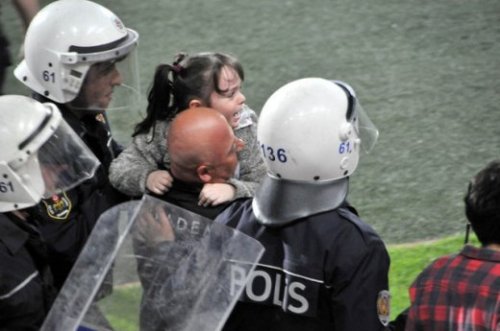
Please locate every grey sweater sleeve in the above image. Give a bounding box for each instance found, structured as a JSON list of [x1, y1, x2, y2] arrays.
[[110, 108, 265, 199], [229, 107, 267, 199], [109, 121, 171, 197]]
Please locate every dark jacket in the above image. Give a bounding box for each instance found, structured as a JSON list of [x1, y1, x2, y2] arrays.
[[135, 179, 233, 331], [216, 198, 391, 331], [151, 176, 232, 221], [27, 101, 127, 289], [0, 213, 57, 330]]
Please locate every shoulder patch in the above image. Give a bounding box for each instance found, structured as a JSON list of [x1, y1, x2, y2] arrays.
[[42, 192, 72, 221], [377, 290, 391, 326]]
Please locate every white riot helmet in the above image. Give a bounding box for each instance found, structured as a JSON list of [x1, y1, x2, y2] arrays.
[[253, 77, 379, 226], [14, 0, 140, 112], [0, 95, 100, 212]]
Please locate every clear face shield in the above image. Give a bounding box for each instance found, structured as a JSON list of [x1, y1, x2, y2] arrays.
[[334, 80, 379, 153], [63, 30, 141, 113], [36, 119, 100, 198], [0, 103, 100, 212], [354, 101, 379, 153]]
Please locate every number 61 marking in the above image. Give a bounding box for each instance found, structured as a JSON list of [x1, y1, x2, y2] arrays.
[[338, 142, 351, 154], [42, 70, 56, 83], [0, 181, 15, 193]]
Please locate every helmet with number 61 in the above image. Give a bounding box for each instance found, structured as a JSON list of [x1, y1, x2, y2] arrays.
[[253, 77, 379, 226], [14, 0, 140, 112], [0, 95, 100, 212]]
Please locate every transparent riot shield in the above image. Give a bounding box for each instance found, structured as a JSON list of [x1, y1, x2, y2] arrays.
[[40, 195, 265, 331]]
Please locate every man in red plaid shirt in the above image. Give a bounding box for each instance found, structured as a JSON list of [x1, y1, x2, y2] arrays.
[[405, 160, 500, 331]]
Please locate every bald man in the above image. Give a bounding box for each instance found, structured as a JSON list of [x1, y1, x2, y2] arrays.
[[151, 107, 245, 220], [135, 108, 245, 330]]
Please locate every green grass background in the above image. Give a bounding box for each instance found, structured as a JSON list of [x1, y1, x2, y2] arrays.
[[4, 0, 499, 244], [95, 234, 480, 329], [1, 0, 498, 325], [388, 234, 479, 318]]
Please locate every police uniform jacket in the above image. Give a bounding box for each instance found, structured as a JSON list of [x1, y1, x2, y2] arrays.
[[216, 198, 391, 331], [28, 101, 127, 289], [0, 213, 56, 330]]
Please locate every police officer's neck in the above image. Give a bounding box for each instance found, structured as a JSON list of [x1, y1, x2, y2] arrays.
[[67, 104, 90, 119]]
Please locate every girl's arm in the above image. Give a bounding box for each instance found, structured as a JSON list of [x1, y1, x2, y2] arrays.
[[230, 108, 267, 199], [109, 122, 169, 197]]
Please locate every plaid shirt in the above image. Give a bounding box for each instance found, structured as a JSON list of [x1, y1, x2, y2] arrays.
[[405, 245, 500, 331]]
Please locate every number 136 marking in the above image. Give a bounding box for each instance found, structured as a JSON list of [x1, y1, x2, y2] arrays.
[[260, 143, 287, 163]]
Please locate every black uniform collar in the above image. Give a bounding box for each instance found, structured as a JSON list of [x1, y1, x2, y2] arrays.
[[31, 93, 108, 138], [0, 213, 31, 255]]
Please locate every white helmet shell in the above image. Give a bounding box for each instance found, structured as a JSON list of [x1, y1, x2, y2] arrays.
[[14, 0, 139, 104], [253, 78, 378, 226], [258, 77, 368, 182], [0, 95, 99, 212]]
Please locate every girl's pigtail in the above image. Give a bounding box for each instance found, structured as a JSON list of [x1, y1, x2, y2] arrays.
[[133, 64, 175, 137]]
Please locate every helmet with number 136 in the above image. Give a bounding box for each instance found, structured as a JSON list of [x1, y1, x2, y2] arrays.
[[254, 77, 379, 226]]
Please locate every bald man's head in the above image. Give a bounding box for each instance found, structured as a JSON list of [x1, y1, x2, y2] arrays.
[[168, 107, 244, 183]]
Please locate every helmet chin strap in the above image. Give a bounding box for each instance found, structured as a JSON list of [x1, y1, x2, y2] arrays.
[[10, 210, 29, 221], [68, 100, 105, 117], [253, 176, 349, 227]]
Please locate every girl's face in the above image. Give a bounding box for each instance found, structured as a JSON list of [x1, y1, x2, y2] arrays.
[[209, 66, 246, 129]]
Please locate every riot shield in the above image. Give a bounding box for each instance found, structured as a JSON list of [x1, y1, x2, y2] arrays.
[[40, 195, 265, 331]]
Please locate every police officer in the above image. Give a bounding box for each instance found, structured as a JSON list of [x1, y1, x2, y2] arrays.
[[13, 0, 140, 289], [216, 78, 391, 330], [0, 95, 99, 329]]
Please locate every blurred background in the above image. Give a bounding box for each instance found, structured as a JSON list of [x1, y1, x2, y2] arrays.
[[3, 0, 499, 244]]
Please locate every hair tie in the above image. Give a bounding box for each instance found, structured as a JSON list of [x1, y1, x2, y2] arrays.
[[172, 63, 183, 74]]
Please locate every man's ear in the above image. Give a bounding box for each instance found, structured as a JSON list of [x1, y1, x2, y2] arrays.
[[197, 165, 212, 183], [188, 99, 202, 108]]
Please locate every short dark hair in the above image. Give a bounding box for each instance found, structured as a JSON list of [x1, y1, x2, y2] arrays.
[[464, 160, 500, 245]]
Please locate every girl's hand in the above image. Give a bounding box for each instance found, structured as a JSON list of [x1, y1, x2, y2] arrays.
[[198, 183, 236, 207], [146, 170, 173, 194]]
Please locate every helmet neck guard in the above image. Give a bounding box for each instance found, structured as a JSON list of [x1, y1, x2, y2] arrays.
[[252, 175, 349, 227]]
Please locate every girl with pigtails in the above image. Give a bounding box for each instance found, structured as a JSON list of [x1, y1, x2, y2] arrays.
[[109, 52, 266, 207]]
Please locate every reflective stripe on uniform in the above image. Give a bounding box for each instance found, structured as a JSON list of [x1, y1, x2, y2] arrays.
[[0, 271, 39, 300]]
